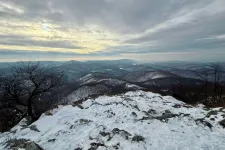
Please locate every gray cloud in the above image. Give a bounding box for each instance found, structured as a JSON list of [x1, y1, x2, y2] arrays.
[[0, 34, 83, 50], [0, 0, 225, 62]]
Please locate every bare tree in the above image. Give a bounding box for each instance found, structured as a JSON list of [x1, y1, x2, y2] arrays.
[[208, 63, 225, 102], [209, 63, 224, 92], [189, 67, 211, 98], [0, 61, 65, 122], [188, 63, 225, 106]]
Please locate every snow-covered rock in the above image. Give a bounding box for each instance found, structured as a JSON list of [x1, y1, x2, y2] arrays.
[[1, 91, 225, 150]]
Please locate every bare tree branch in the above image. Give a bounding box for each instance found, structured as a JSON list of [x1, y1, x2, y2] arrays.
[[0, 61, 65, 122]]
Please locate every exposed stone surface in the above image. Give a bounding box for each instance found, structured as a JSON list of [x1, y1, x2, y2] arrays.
[[6, 139, 43, 150], [219, 119, 225, 128]]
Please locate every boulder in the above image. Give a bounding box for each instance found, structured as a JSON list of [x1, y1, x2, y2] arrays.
[[219, 119, 225, 128], [6, 139, 43, 150]]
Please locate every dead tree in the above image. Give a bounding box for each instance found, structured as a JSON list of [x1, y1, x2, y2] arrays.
[[0, 61, 65, 122], [208, 63, 225, 102], [188, 63, 225, 105], [189, 68, 211, 98], [209, 63, 224, 92]]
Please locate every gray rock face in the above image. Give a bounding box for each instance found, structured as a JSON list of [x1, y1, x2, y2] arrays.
[[23, 141, 43, 150], [219, 119, 225, 128], [6, 139, 43, 150], [29, 125, 40, 132]]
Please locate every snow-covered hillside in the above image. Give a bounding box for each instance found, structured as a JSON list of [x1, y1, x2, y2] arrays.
[[78, 73, 110, 85], [66, 84, 111, 103], [77, 73, 142, 88], [1, 91, 225, 150], [123, 71, 179, 83], [64, 73, 144, 103], [65, 83, 144, 104]]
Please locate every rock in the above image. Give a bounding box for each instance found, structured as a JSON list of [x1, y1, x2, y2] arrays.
[[140, 116, 154, 120], [45, 111, 53, 116], [131, 112, 137, 117], [141, 110, 181, 122], [99, 131, 110, 137], [195, 118, 213, 129], [164, 110, 172, 114], [88, 143, 105, 150], [72, 102, 84, 109], [155, 110, 179, 121], [19, 118, 30, 127], [112, 128, 132, 140], [184, 114, 190, 117], [219, 119, 225, 128], [210, 118, 215, 121], [29, 125, 40, 132], [48, 139, 56, 142], [182, 104, 193, 108], [132, 135, 145, 142], [172, 104, 182, 108], [133, 105, 140, 111], [23, 142, 43, 150], [182, 114, 191, 117], [77, 105, 84, 109], [76, 119, 93, 124], [147, 109, 156, 114], [6, 139, 43, 150], [205, 110, 218, 118]]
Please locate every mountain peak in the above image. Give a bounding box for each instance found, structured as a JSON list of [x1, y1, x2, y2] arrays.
[[1, 91, 225, 150]]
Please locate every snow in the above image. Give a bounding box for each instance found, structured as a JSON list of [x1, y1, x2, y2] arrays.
[[65, 84, 110, 103], [78, 74, 125, 86], [137, 72, 174, 82], [101, 78, 125, 86], [78, 73, 100, 85], [123, 71, 178, 83], [125, 83, 144, 90], [1, 91, 225, 150]]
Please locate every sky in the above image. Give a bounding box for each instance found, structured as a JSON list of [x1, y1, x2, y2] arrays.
[[0, 0, 225, 62]]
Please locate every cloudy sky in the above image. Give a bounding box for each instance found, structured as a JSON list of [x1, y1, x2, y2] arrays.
[[0, 0, 225, 62]]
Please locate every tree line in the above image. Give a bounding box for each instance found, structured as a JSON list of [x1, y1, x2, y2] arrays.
[[172, 63, 225, 106]]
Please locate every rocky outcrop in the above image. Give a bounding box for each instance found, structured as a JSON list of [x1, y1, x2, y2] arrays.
[[5, 139, 43, 150]]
